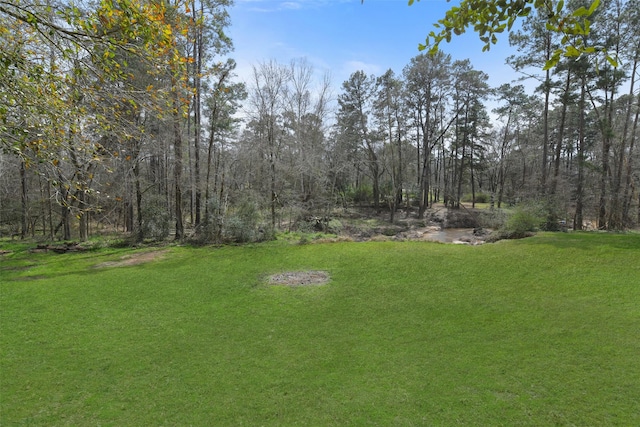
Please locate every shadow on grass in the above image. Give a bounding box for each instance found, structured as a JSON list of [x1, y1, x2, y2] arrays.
[[0, 246, 169, 283]]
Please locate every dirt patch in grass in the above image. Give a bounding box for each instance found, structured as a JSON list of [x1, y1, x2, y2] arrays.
[[268, 270, 330, 286], [11, 275, 48, 281], [94, 249, 170, 268]]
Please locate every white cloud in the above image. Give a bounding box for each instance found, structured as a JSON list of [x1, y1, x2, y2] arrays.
[[342, 60, 382, 77], [280, 2, 302, 10]]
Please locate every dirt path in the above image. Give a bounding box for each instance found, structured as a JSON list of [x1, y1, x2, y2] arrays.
[[93, 249, 170, 268]]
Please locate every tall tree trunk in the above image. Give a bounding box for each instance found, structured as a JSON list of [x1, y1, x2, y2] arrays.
[[551, 71, 571, 195], [497, 116, 511, 209], [20, 160, 28, 239], [61, 203, 71, 240], [371, 153, 380, 213], [597, 118, 612, 230], [588, 71, 617, 230], [38, 174, 47, 237], [418, 107, 430, 217], [173, 87, 184, 240], [59, 184, 71, 240], [192, 1, 203, 229], [470, 138, 476, 209], [204, 111, 217, 226], [574, 78, 586, 231], [415, 120, 421, 188], [456, 142, 466, 208], [78, 191, 88, 241], [396, 124, 404, 207], [270, 152, 277, 230], [133, 152, 143, 242], [441, 140, 449, 207], [269, 123, 277, 230], [216, 146, 226, 242], [622, 91, 639, 223], [540, 35, 552, 195], [455, 106, 470, 208], [46, 177, 53, 239], [418, 136, 430, 217], [612, 57, 637, 228]]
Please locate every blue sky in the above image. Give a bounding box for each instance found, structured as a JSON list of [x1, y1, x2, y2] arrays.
[[227, 0, 528, 91]]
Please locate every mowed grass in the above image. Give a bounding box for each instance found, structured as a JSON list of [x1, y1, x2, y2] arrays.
[[1, 233, 639, 426]]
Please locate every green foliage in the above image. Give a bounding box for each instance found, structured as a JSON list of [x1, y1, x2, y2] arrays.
[[225, 199, 265, 243], [141, 200, 170, 241], [0, 0, 187, 161], [501, 202, 546, 237], [342, 185, 373, 205], [410, 0, 614, 70], [198, 197, 225, 243], [488, 200, 568, 240], [461, 192, 490, 204], [294, 215, 342, 235], [2, 234, 640, 424], [0, 200, 21, 236], [476, 208, 508, 229], [540, 200, 567, 232], [326, 219, 343, 234]]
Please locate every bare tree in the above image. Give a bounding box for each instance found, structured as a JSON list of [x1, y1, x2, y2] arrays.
[[248, 60, 291, 229]]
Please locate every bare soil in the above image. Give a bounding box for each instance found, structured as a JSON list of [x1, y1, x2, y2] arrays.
[[267, 270, 330, 286], [94, 249, 170, 268]]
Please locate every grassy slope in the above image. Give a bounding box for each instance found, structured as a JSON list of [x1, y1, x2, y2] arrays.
[[1, 233, 639, 426]]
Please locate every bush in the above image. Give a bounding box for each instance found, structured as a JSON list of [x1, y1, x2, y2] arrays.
[[476, 209, 507, 229], [223, 199, 275, 243], [343, 185, 372, 205], [141, 202, 170, 241], [474, 193, 490, 204], [461, 192, 490, 204], [326, 219, 343, 234], [293, 215, 342, 235], [501, 203, 545, 238], [294, 215, 320, 233], [540, 201, 566, 232], [193, 197, 226, 243], [224, 200, 262, 243]]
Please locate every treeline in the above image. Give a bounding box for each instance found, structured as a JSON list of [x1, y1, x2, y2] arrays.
[[1, 0, 639, 242]]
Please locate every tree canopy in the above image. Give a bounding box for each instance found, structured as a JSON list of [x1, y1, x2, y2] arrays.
[[1, 0, 638, 243], [408, 0, 612, 70]]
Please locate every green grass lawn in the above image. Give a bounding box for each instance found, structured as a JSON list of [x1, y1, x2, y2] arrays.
[[2, 233, 639, 426]]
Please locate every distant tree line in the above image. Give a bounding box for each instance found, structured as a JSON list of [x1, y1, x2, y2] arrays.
[[1, 0, 638, 242]]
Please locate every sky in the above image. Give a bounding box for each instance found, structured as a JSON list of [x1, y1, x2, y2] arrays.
[[226, 0, 532, 94]]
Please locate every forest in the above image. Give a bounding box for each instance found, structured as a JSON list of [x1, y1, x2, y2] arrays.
[[1, 0, 639, 243]]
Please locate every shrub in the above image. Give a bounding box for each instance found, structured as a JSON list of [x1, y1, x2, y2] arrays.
[[461, 192, 490, 204], [326, 219, 343, 234], [224, 200, 262, 243], [293, 215, 342, 235], [474, 193, 490, 204], [343, 185, 372, 205], [193, 197, 226, 243], [297, 234, 310, 245], [141, 201, 170, 241], [476, 209, 507, 229], [294, 215, 321, 233], [381, 227, 398, 237], [540, 201, 566, 232], [501, 203, 545, 238]]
